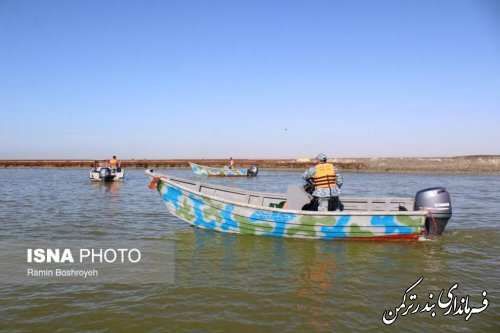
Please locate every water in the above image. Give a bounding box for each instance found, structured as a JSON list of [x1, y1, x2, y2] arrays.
[[0, 169, 499, 332]]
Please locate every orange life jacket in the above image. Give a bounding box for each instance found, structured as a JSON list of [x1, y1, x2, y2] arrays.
[[110, 159, 117, 167], [312, 163, 336, 189]]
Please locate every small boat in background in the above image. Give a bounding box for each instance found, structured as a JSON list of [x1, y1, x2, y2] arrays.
[[90, 160, 125, 181], [189, 162, 258, 177], [146, 170, 452, 241]]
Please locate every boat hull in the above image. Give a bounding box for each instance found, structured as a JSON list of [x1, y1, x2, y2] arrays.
[[151, 175, 426, 241], [89, 167, 125, 181], [190, 162, 248, 177]]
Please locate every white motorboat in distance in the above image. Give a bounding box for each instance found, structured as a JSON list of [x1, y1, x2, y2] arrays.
[[89, 160, 125, 181]]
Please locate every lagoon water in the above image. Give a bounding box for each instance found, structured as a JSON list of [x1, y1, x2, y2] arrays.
[[0, 169, 498, 332]]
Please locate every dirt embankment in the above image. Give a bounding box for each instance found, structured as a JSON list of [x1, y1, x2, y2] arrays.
[[340, 156, 500, 173], [1, 156, 499, 173], [0, 159, 362, 170]]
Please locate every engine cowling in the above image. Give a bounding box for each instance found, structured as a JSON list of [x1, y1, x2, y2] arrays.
[[414, 187, 452, 236], [247, 166, 258, 177], [99, 167, 114, 181]]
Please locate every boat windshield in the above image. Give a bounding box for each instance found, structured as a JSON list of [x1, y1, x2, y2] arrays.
[[93, 160, 110, 168]]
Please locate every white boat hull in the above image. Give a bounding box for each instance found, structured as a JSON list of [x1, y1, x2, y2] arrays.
[[90, 167, 125, 181]]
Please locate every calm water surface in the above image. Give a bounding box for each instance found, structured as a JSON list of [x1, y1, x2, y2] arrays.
[[0, 169, 499, 332]]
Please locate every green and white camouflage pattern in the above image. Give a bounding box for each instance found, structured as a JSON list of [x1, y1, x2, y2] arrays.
[[190, 162, 248, 177], [149, 172, 427, 241]]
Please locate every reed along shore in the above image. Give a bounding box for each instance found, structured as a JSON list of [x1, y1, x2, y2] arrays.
[[1, 156, 499, 173]]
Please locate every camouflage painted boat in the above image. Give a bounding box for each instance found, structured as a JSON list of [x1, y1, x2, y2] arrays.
[[147, 170, 452, 240], [189, 162, 258, 177]]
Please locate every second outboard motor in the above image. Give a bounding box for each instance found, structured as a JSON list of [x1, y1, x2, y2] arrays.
[[414, 187, 452, 236], [99, 167, 114, 181], [247, 166, 258, 177]]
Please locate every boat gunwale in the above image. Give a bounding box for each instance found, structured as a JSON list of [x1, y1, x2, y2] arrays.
[[146, 170, 428, 217]]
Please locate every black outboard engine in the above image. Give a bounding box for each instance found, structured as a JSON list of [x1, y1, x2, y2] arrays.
[[414, 187, 452, 236], [99, 167, 114, 181], [247, 166, 258, 177]]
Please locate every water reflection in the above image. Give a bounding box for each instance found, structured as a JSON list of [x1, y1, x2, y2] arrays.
[[89, 181, 123, 214], [104, 181, 122, 196], [297, 251, 337, 329], [173, 228, 452, 281], [173, 227, 462, 329], [90, 181, 123, 194]]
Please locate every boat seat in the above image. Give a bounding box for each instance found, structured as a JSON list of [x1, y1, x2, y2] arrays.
[[286, 185, 313, 210]]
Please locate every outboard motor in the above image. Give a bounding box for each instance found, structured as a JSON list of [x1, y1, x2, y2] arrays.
[[247, 166, 258, 177], [414, 187, 452, 236], [99, 167, 114, 181]]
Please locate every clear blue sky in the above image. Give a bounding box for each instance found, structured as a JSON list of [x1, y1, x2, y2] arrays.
[[1, 0, 499, 159]]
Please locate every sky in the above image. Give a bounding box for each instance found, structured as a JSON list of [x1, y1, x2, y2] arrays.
[[0, 0, 499, 159]]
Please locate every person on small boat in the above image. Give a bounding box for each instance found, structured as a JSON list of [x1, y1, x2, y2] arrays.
[[229, 157, 235, 169], [302, 153, 343, 211], [109, 155, 119, 171]]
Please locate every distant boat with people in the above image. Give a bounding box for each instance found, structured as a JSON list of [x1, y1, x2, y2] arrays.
[[146, 170, 452, 240], [90, 160, 125, 181], [189, 162, 258, 177]]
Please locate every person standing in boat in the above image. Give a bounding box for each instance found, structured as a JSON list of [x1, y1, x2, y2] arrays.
[[109, 155, 119, 171], [302, 153, 343, 211], [229, 157, 235, 169]]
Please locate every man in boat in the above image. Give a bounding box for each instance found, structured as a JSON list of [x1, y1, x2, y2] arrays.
[[302, 153, 343, 211], [109, 155, 119, 171], [229, 157, 235, 169]]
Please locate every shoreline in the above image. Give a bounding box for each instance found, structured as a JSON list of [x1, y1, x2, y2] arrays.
[[1, 156, 499, 174]]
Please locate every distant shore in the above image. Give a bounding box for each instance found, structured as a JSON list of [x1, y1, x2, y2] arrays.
[[1, 156, 499, 174]]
